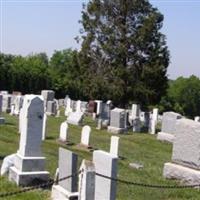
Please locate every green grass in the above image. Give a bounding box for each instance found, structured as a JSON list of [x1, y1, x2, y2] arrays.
[[0, 112, 200, 200]]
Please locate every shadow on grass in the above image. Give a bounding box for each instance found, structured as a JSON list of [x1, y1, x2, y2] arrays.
[[0, 155, 6, 160], [5, 122, 16, 126], [46, 136, 56, 140]]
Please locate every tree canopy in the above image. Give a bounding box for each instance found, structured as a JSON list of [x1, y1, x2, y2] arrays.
[[78, 0, 170, 107]]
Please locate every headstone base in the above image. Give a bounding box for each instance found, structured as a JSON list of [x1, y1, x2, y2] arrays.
[[107, 126, 127, 134], [76, 144, 93, 152], [0, 117, 5, 125], [46, 112, 55, 116], [163, 162, 200, 186], [51, 185, 78, 200], [9, 166, 49, 186], [14, 153, 46, 172], [157, 132, 174, 143]]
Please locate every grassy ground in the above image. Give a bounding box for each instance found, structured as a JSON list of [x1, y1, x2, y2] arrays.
[[0, 112, 200, 200]]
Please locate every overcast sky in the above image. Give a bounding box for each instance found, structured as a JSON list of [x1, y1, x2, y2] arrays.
[[0, 0, 200, 79]]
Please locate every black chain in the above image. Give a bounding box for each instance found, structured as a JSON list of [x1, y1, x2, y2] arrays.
[[0, 172, 80, 198], [1, 170, 199, 198], [95, 173, 200, 189]]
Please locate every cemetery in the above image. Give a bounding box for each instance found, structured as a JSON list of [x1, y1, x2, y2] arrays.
[[0, 91, 200, 199], [1, 0, 199, 199]]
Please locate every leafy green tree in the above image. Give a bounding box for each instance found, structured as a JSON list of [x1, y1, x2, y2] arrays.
[[0, 52, 51, 94], [160, 75, 200, 118], [49, 49, 82, 98], [78, 0, 169, 107]]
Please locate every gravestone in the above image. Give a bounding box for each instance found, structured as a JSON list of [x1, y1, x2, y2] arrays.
[[51, 148, 78, 200], [10, 104, 15, 116], [0, 95, 4, 124], [88, 101, 97, 114], [65, 98, 73, 116], [76, 100, 82, 113], [108, 108, 127, 134], [78, 160, 95, 200], [2, 94, 11, 113], [46, 101, 56, 116], [110, 136, 119, 157], [80, 125, 91, 147], [143, 112, 150, 128], [59, 122, 69, 142], [0, 94, 2, 113], [67, 111, 84, 126], [80, 101, 88, 113], [9, 95, 49, 186], [58, 99, 65, 106], [42, 113, 47, 140], [149, 108, 159, 134], [95, 100, 103, 117], [163, 118, 200, 185], [13, 95, 23, 115], [157, 112, 182, 143], [194, 116, 200, 122], [41, 90, 55, 102], [93, 150, 118, 200]]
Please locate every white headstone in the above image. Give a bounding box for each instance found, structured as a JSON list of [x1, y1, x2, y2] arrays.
[[76, 100, 82, 113], [9, 95, 49, 186], [81, 125, 91, 146], [93, 150, 118, 200], [42, 112, 47, 140], [59, 122, 69, 142], [152, 108, 158, 122], [67, 111, 84, 126], [110, 136, 119, 157], [65, 98, 73, 116]]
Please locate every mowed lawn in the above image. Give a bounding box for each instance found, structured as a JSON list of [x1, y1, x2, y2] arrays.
[[0, 112, 199, 200]]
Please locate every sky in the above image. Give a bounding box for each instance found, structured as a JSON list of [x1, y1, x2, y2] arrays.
[[0, 0, 200, 79]]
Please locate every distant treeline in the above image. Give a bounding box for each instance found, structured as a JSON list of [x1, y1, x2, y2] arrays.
[[0, 50, 81, 99], [0, 51, 200, 118]]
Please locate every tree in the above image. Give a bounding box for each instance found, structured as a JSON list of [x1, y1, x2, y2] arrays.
[[49, 49, 82, 99], [165, 76, 200, 118], [78, 0, 169, 107]]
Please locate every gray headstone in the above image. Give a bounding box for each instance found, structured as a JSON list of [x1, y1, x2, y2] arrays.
[[93, 150, 118, 200], [161, 112, 182, 134], [41, 90, 55, 102], [172, 118, 200, 169], [78, 160, 95, 200], [2, 94, 11, 113], [110, 108, 126, 128], [46, 101, 56, 116], [0, 95, 2, 114], [59, 148, 78, 192]]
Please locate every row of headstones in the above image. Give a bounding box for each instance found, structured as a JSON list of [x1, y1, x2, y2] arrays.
[[59, 122, 119, 157], [0, 90, 62, 117], [0, 91, 23, 116], [0, 94, 119, 200], [64, 97, 160, 135], [107, 106, 160, 134]]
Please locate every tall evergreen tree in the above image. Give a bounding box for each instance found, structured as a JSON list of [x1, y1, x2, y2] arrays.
[[78, 0, 170, 108]]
